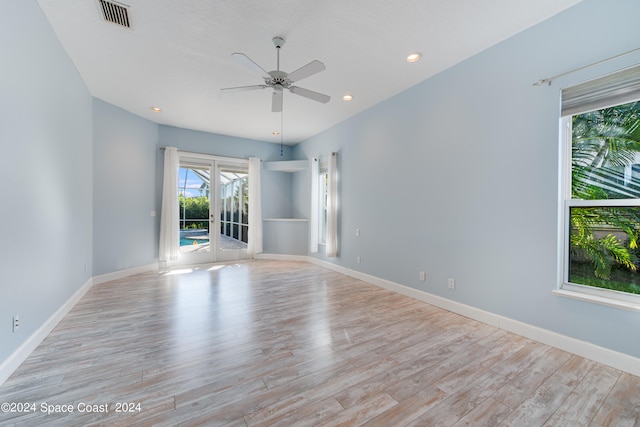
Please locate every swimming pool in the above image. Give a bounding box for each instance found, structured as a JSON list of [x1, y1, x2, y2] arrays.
[[180, 229, 209, 246]]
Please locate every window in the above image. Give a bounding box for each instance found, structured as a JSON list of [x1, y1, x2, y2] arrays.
[[310, 154, 337, 256], [560, 65, 640, 306], [319, 170, 328, 245]]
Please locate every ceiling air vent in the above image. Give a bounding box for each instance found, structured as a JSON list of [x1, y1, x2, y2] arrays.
[[98, 0, 130, 28]]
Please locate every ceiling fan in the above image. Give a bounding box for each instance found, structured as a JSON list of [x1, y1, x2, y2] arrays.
[[221, 37, 330, 112]]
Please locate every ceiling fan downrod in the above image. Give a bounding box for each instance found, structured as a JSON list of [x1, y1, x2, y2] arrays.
[[273, 37, 284, 71]]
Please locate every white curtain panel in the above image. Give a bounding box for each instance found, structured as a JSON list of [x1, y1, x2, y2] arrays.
[[309, 157, 319, 253], [326, 152, 338, 257], [247, 157, 263, 256], [159, 146, 179, 262]]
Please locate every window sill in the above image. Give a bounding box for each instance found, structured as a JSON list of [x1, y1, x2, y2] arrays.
[[552, 289, 640, 312]]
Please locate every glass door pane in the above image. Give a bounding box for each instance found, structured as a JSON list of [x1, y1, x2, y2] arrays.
[[216, 164, 250, 261], [178, 163, 212, 263]]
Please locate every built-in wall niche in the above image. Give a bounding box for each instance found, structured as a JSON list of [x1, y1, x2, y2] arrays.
[[262, 159, 309, 255]]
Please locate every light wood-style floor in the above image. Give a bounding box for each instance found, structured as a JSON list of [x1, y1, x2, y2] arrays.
[[1, 260, 639, 426]]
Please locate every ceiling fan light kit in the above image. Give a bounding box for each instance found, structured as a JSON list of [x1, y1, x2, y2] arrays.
[[221, 37, 331, 113]]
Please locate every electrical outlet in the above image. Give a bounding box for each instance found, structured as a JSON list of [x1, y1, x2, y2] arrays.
[[419, 271, 426, 281], [13, 315, 19, 332], [448, 278, 455, 289], [356, 256, 361, 264]]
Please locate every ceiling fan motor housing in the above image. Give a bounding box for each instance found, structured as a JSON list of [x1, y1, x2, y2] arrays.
[[266, 70, 290, 88]]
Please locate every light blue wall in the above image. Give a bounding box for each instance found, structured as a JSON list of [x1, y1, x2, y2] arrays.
[[0, 1, 93, 362], [159, 125, 291, 162], [263, 220, 309, 255], [93, 99, 159, 275], [293, 0, 640, 358]]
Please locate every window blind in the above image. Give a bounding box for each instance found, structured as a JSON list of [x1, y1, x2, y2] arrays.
[[561, 64, 640, 117]]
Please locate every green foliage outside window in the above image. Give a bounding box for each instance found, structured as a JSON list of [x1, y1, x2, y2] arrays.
[[570, 101, 640, 294], [179, 194, 209, 229]]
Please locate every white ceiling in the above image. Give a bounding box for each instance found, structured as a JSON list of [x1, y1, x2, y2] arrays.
[[37, 0, 582, 144]]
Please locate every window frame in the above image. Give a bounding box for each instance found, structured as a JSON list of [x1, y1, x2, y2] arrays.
[[558, 110, 640, 311]]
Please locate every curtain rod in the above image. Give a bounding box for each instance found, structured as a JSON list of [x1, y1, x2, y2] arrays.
[[533, 46, 640, 86]]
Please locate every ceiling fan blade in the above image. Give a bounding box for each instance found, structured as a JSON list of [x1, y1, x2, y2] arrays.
[[289, 86, 330, 104], [231, 53, 270, 78], [220, 84, 269, 92], [272, 87, 283, 112], [287, 60, 326, 83]]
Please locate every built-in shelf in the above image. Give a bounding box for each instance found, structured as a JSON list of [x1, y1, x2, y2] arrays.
[[263, 218, 309, 222], [263, 160, 307, 172]]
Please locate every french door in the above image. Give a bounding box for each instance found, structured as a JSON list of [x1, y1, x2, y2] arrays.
[[215, 162, 250, 262], [177, 154, 250, 264]]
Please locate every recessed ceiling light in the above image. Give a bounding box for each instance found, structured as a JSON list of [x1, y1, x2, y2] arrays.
[[272, 131, 280, 136], [151, 107, 162, 112], [406, 52, 422, 63], [342, 94, 353, 101]]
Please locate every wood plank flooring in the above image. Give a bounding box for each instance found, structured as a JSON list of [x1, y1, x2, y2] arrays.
[[1, 260, 639, 426]]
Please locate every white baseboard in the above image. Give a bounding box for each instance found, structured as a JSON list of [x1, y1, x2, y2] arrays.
[[92, 262, 159, 285], [0, 277, 94, 386], [308, 257, 640, 377], [256, 253, 309, 262]]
